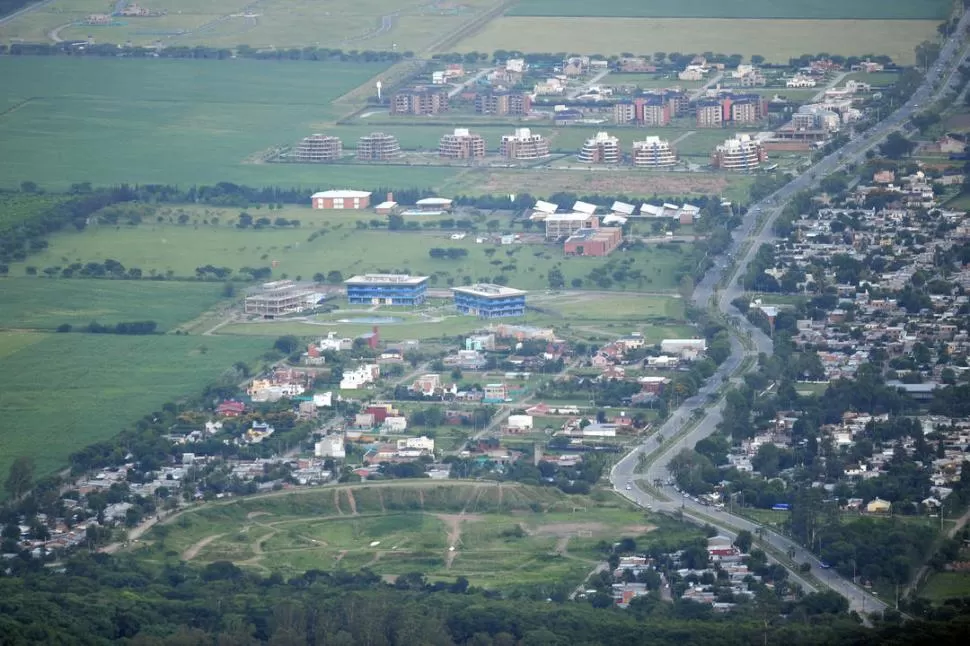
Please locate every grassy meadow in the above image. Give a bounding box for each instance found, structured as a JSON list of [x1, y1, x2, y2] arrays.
[[0, 193, 68, 231], [505, 0, 950, 20], [135, 482, 662, 587], [10, 217, 691, 290], [455, 18, 938, 64], [0, 279, 227, 331], [0, 0, 503, 51], [921, 571, 970, 602], [0, 333, 271, 482], [0, 56, 461, 191]]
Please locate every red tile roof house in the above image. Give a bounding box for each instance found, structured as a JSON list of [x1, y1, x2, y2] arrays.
[[216, 401, 246, 417]]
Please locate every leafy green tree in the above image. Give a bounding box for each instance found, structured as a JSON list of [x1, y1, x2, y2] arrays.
[[5, 456, 34, 498]]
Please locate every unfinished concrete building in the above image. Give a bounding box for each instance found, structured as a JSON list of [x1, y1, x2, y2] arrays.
[[356, 132, 402, 161], [295, 134, 343, 162]]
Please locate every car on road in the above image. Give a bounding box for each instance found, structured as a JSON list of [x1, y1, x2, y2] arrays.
[[625, 484, 632, 491], [819, 561, 831, 569]]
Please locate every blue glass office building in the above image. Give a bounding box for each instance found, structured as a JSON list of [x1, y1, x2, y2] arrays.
[[345, 274, 428, 306], [452, 284, 527, 318]]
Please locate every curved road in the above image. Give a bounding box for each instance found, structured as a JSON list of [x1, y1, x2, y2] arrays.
[[611, 13, 970, 616]]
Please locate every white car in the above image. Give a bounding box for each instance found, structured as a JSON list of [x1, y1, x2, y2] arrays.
[[625, 484, 633, 491]]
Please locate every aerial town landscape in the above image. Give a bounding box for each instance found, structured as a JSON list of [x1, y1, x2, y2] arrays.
[[2, 0, 970, 643]]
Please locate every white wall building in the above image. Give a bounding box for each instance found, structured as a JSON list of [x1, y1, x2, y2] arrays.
[[507, 415, 534, 431], [315, 435, 346, 459], [340, 364, 380, 390], [398, 436, 434, 452], [383, 416, 408, 433]]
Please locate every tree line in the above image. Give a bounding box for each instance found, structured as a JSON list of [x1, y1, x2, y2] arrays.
[[0, 42, 413, 62]]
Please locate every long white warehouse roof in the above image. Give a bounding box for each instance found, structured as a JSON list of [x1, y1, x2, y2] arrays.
[[311, 190, 372, 198]]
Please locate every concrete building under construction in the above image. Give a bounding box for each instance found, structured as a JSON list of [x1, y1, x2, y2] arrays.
[[295, 134, 343, 162], [439, 128, 486, 159], [245, 280, 318, 318], [500, 128, 549, 160], [356, 132, 402, 161]]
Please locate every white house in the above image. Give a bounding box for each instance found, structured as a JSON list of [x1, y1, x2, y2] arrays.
[[340, 364, 380, 390], [315, 435, 346, 459], [397, 436, 434, 452], [660, 339, 707, 359], [313, 392, 333, 408], [507, 414, 534, 431], [383, 416, 408, 433]]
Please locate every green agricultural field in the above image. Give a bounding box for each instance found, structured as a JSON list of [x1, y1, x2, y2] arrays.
[[0, 278, 227, 332], [0, 330, 47, 360], [0, 0, 503, 51], [135, 481, 657, 587], [0, 334, 270, 483], [456, 18, 938, 64], [10, 220, 690, 291], [0, 193, 68, 231], [0, 57, 458, 190], [506, 0, 950, 20], [921, 571, 970, 602]]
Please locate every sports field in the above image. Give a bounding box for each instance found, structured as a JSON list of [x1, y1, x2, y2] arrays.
[[0, 56, 457, 190], [455, 18, 938, 64], [506, 0, 950, 20], [10, 218, 690, 291], [135, 481, 668, 587], [0, 0, 503, 51], [0, 279, 227, 332], [0, 333, 270, 483]]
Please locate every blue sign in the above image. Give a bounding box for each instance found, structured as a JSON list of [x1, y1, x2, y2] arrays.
[[771, 503, 791, 511]]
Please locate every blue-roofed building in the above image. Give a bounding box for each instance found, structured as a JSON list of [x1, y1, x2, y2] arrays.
[[452, 283, 526, 318], [345, 274, 428, 306]]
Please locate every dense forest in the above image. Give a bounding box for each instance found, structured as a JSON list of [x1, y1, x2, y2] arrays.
[[1, 552, 969, 645]]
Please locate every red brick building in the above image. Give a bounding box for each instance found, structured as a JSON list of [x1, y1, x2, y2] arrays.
[[563, 227, 623, 257]]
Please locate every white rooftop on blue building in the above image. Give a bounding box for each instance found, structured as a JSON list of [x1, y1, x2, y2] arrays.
[[345, 273, 428, 285], [451, 283, 527, 298]]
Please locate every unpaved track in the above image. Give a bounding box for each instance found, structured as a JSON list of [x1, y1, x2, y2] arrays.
[[182, 533, 225, 561]]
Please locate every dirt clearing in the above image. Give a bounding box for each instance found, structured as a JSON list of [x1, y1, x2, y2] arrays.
[[182, 534, 225, 561]]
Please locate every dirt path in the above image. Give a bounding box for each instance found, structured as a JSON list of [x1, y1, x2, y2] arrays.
[[364, 551, 384, 567], [334, 489, 344, 515], [334, 550, 348, 565], [436, 512, 485, 569], [182, 533, 225, 561], [251, 531, 276, 556], [555, 536, 570, 556], [378, 489, 387, 513], [346, 488, 359, 515], [498, 484, 503, 506]]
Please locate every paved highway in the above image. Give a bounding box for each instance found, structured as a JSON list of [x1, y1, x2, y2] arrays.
[[611, 12, 970, 616]]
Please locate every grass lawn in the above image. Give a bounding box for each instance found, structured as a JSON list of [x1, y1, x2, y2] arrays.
[[603, 74, 705, 89], [135, 482, 653, 587], [0, 333, 271, 483], [0, 0, 503, 51], [442, 168, 755, 203], [0, 57, 459, 190], [921, 571, 970, 602], [505, 0, 949, 20], [455, 18, 937, 64], [11, 221, 690, 291], [0, 278, 227, 332]]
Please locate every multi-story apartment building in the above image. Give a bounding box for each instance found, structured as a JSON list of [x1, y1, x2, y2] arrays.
[[613, 97, 672, 126], [578, 131, 621, 164], [294, 134, 343, 162], [695, 93, 768, 127], [439, 128, 486, 159], [356, 132, 402, 161], [475, 91, 531, 116], [710, 134, 768, 171], [631, 136, 678, 168], [391, 87, 449, 115], [500, 128, 549, 160]]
